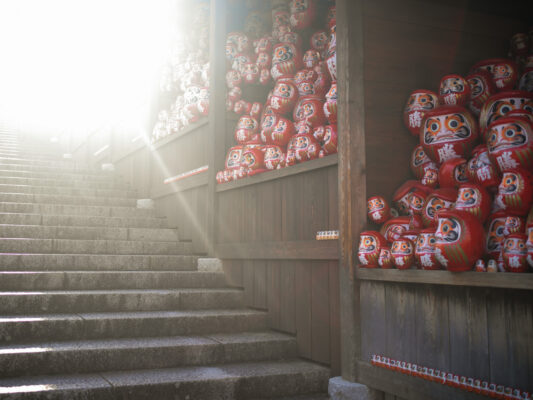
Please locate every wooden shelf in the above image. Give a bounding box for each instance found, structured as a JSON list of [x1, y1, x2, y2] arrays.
[[216, 154, 338, 192], [356, 268, 533, 291], [357, 361, 490, 400], [215, 239, 339, 260], [151, 171, 208, 199]]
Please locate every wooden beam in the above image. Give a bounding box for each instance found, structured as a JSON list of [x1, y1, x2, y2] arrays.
[[337, 0, 365, 382], [216, 154, 338, 192], [151, 172, 208, 200], [356, 268, 533, 291], [215, 240, 339, 260], [206, 0, 227, 256]]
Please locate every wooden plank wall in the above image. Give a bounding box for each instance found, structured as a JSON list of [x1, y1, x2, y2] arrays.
[[358, 0, 532, 395], [212, 0, 341, 373], [218, 165, 341, 373], [113, 122, 209, 253], [224, 258, 340, 369]]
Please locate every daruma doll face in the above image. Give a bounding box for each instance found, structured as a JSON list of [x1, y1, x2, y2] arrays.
[[391, 239, 414, 269], [415, 230, 439, 270], [502, 234, 528, 272], [487, 117, 533, 173], [434, 209, 484, 271], [358, 231, 386, 268], [403, 90, 439, 136], [421, 106, 478, 164]]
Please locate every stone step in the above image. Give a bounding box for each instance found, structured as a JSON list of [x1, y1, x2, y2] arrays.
[[0, 253, 196, 271], [0, 224, 178, 241], [0, 155, 88, 169], [0, 212, 169, 228], [0, 168, 120, 183], [0, 202, 154, 218], [0, 271, 225, 290], [0, 288, 244, 315], [0, 360, 329, 400], [0, 332, 296, 377], [0, 162, 103, 175], [0, 309, 267, 344], [0, 183, 137, 198], [0, 151, 62, 161], [0, 238, 192, 255], [0, 142, 58, 150], [0, 192, 136, 207], [0, 176, 130, 190]]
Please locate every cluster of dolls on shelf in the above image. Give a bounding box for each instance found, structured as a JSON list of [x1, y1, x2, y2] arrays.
[[216, 0, 337, 184], [358, 29, 533, 273], [371, 354, 531, 399], [151, 2, 210, 144]]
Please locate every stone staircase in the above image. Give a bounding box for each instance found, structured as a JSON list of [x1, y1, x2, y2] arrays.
[[0, 131, 329, 399]]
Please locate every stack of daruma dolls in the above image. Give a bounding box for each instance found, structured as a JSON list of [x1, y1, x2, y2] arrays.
[[359, 31, 533, 273]]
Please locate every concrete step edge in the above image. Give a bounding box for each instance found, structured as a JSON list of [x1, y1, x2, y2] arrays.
[[0, 360, 329, 399], [0, 224, 179, 241], [0, 332, 297, 377], [0, 270, 223, 290]]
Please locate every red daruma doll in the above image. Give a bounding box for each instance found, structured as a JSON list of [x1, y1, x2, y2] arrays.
[[453, 183, 491, 223], [234, 116, 259, 144], [421, 106, 479, 165], [358, 231, 387, 268], [367, 196, 393, 224], [494, 169, 533, 216], [434, 209, 485, 271], [415, 229, 440, 270], [391, 237, 415, 270], [486, 116, 533, 173], [438, 74, 471, 107], [263, 145, 285, 170], [403, 90, 439, 137], [378, 247, 393, 269], [241, 148, 265, 175], [502, 234, 529, 272], [270, 77, 299, 115]]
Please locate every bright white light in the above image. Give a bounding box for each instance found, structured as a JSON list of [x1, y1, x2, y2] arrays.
[[0, 0, 177, 136]]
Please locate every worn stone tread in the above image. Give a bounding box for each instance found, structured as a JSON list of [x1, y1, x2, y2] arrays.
[[0, 212, 169, 228], [0, 360, 329, 399], [0, 270, 226, 290], [0, 253, 196, 271], [0, 309, 269, 343], [0, 288, 244, 314], [0, 224, 178, 241], [0, 237, 192, 255], [0, 331, 297, 376]]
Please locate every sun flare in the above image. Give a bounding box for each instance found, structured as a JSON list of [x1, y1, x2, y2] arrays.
[[0, 0, 179, 137]]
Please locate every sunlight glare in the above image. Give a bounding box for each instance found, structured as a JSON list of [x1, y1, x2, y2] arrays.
[[0, 0, 177, 136]]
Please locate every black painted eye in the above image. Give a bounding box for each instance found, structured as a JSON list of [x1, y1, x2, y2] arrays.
[[450, 120, 458, 128], [429, 237, 436, 244], [496, 226, 505, 236], [501, 106, 511, 114], [505, 129, 514, 137], [420, 98, 427, 103], [431, 123, 439, 131], [490, 133, 497, 142]]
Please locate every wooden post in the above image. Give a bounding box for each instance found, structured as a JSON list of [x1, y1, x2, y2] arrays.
[[337, 0, 365, 382], [206, 0, 227, 256]]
